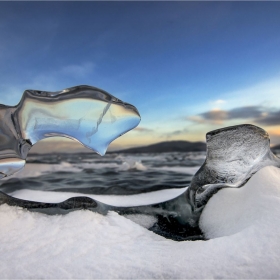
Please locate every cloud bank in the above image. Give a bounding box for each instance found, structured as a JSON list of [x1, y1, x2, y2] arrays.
[[189, 106, 280, 126]]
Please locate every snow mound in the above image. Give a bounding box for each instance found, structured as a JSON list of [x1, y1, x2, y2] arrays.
[[0, 166, 280, 278], [200, 166, 280, 239]]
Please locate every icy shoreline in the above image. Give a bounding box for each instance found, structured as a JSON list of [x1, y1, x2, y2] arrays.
[[1, 166, 280, 279]]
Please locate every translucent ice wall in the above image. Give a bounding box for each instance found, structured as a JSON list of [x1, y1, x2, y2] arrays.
[[0, 85, 140, 178]]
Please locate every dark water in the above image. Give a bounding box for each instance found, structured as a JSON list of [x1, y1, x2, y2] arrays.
[[1, 149, 279, 197], [0, 152, 206, 195]]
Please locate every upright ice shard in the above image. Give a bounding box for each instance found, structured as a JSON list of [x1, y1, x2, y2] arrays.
[[0, 85, 140, 178]]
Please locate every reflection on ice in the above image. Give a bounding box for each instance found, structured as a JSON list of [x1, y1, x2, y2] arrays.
[[0, 86, 280, 242], [0, 85, 140, 178]]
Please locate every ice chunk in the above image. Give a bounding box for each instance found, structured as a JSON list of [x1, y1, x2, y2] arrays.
[[117, 124, 280, 239], [188, 124, 280, 209], [0, 85, 140, 178]]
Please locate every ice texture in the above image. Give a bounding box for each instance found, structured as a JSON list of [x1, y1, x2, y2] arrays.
[[113, 124, 280, 240], [159, 124, 280, 231], [0, 89, 280, 242], [188, 124, 280, 208], [0, 85, 140, 178]]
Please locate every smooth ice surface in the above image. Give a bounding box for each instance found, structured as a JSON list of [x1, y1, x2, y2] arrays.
[[0, 85, 140, 177], [1, 166, 280, 279]]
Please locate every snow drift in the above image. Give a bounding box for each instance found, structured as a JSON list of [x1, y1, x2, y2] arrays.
[[0, 166, 280, 278]]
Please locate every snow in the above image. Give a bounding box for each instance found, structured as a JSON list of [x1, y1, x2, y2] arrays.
[[200, 165, 280, 238], [1, 166, 280, 278], [9, 187, 188, 207]]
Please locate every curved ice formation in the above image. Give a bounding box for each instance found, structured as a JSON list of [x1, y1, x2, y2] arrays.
[[108, 124, 280, 239], [0, 85, 140, 178], [0, 97, 280, 241]]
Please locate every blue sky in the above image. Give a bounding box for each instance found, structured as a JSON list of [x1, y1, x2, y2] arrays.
[[0, 1, 280, 152]]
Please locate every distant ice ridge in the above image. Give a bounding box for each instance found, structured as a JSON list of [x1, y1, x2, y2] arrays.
[[0, 85, 140, 178], [1, 166, 280, 279]]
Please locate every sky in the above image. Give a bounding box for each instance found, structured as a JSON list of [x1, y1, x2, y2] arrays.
[[0, 1, 280, 153]]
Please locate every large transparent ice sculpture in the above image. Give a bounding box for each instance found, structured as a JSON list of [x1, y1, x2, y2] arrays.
[[0, 87, 279, 241], [0, 85, 140, 178]]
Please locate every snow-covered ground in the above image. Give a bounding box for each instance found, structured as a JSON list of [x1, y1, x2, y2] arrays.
[[9, 187, 188, 207], [1, 166, 280, 279]]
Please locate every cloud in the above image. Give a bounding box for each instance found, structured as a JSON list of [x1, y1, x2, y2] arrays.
[[133, 127, 153, 133], [200, 108, 228, 124], [256, 110, 280, 126], [189, 106, 280, 126], [227, 106, 264, 119]]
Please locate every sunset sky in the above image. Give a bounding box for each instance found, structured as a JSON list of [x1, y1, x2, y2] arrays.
[[0, 1, 280, 153]]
